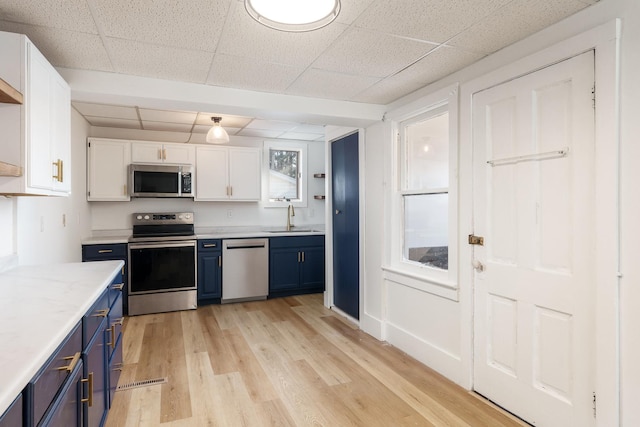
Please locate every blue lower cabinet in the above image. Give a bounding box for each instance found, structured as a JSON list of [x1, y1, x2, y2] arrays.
[[83, 317, 108, 427], [0, 394, 22, 427], [197, 239, 222, 304], [108, 338, 123, 409], [82, 244, 128, 315], [39, 360, 84, 427], [269, 236, 325, 298]]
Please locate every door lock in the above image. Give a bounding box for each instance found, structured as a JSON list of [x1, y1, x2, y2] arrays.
[[468, 234, 484, 245]]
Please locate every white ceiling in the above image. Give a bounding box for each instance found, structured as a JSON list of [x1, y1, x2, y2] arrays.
[[0, 0, 598, 136]]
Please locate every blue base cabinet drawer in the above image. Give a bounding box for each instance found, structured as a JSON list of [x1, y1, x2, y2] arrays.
[[39, 360, 84, 427], [29, 322, 82, 426], [83, 291, 109, 347], [0, 394, 22, 427]]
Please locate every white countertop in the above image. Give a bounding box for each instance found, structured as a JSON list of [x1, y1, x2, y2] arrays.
[[81, 225, 325, 245], [0, 260, 124, 415]]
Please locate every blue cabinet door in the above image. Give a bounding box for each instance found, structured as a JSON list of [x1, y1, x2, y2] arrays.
[[82, 243, 128, 315], [269, 248, 301, 291], [0, 394, 22, 427], [299, 245, 325, 290], [40, 360, 83, 427], [84, 318, 108, 427], [331, 132, 360, 319]]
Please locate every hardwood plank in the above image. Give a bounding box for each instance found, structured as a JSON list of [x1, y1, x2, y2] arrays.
[[106, 295, 527, 426]]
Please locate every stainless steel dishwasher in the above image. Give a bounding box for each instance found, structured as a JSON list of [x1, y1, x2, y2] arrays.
[[222, 238, 269, 303]]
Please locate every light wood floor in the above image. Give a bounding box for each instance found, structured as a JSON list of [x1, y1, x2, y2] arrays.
[[105, 294, 527, 427]]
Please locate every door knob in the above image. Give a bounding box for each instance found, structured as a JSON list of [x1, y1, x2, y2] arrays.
[[472, 260, 485, 272], [335, 209, 341, 215]]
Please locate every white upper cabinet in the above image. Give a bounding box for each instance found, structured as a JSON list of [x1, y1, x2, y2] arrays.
[[131, 141, 194, 165], [195, 146, 261, 201], [87, 138, 131, 201], [0, 31, 71, 195]]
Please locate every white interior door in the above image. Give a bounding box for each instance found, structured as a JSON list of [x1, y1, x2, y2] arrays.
[[472, 51, 595, 427]]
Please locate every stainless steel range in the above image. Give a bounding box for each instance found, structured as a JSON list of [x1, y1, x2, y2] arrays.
[[128, 212, 197, 316]]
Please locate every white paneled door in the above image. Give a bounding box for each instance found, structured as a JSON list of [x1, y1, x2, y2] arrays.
[[472, 51, 595, 427]]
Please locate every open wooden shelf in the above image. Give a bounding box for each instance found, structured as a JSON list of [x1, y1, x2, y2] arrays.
[[0, 78, 23, 104], [0, 161, 22, 177]]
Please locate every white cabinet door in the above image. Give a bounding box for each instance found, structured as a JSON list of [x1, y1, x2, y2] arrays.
[[26, 44, 52, 192], [50, 71, 71, 194], [87, 139, 131, 201], [229, 148, 261, 200], [195, 146, 228, 200], [164, 144, 194, 164], [131, 142, 163, 163]]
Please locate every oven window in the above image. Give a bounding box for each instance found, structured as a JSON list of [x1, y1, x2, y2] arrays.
[[134, 171, 178, 194], [130, 245, 195, 293]]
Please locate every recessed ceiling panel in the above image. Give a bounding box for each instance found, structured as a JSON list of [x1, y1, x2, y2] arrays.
[[142, 121, 194, 132], [287, 68, 380, 101], [139, 109, 197, 124], [279, 132, 325, 141], [86, 116, 141, 129], [237, 128, 284, 138], [89, 0, 230, 51], [0, 0, 98, 34], [73, 102, 138, 120], [245, 119, 297, 132], [106, 38, 213, 83]]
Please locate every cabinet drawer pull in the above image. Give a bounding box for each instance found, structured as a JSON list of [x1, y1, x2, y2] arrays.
[[302, 251, 305, 263], [52, 159, 63, 182], [98, 249, 113, 254], [56, 351, 81, 372], [203, 244, 217, 248], [93, 308, 109, 318], [111, 282, 125, 291], [218, 255, 222, 268], [81, 372, 94, 407]]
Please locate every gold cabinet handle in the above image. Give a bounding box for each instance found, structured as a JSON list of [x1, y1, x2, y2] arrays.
[[93, 308, 109, 318], [107, 326, 114, 349], [218, 255, 222, 267], [297, 252, 301, 263], [56, 351, 81, 372], [98, 249, 113, 254], [123, 184, 127, 196], [81, 372, 94, 407], [302, 251, 305, 263], [230, 186, 233, 196], [203, 243, 217, 248], [111, 282, 124, 291], [52, 159, 63, 182]]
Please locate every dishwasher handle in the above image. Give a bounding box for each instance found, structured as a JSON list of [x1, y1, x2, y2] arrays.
[[225, 244, 266, 250]]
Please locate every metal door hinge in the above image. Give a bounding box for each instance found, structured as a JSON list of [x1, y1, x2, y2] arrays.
[[468, 234, 484, 246], [592, 85, 596, 109], [593, 392, 597, 418]]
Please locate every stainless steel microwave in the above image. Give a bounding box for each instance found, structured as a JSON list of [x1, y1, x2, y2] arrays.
[[129, 164, 193, 198]]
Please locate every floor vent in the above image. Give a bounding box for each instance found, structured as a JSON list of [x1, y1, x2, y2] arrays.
[[116, 377, 167, 391]]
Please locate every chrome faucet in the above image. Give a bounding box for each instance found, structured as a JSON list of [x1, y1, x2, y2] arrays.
[[286, 201, 295, 231]]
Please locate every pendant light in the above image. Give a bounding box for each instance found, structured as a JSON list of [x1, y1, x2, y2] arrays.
[[206, 117, 229, 144], [245, 0, 340, 32]]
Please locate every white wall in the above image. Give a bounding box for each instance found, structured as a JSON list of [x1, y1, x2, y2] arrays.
[[15, 109, 92, 265], [87, 128, 326, 232], [360, 0, 640, 425]]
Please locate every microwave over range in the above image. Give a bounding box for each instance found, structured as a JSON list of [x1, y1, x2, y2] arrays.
[[129, 164, 193, 198]]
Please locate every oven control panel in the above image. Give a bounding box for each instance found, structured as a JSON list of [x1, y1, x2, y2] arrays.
[[132, 212, 194, 225]]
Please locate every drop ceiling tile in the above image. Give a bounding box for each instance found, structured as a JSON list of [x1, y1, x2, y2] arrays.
[[354, 0, 512, 43], [142, 121, 194, 132], [195, 113, 252, 128], [0, 0, 98, 33], [90, 0, 230, 51], [86, 116, 142, 129], [237, 129, 284, 138], [245, 120, 297, 132], [206, 53, 304, 93], [279, 132, 325, 141], [72, 102, 138, 120], [353, 45, 483, 104], [0, 22, 113, 70], [216, 2, 348, 68], [286, 68, 380, 101], [106, 38, 213, 84], [290, 123, 325, 134], [139, 109, 197, 124], [334, 0, 377, 25], [312, 28, 437, 78], [447, 0, 593, 55]]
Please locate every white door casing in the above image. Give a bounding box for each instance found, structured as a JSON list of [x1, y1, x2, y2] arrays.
[[473, 51, 595, 426]]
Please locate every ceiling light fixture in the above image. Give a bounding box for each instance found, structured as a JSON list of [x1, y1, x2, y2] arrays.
[[245, 0, 341, 32], [206, 117, 229, 144]]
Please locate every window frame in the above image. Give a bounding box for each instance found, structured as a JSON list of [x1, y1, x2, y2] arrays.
[[262, 140, 308, 208], [388, 84, 459, 292]]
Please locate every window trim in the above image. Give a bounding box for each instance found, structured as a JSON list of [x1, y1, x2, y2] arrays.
[[389, 84, 459, 294], [262, 140, 308, 208]]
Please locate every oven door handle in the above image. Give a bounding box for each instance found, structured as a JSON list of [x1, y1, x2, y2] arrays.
[[129, 240, 196, 250]]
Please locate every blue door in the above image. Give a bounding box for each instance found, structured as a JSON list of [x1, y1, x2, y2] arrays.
[[331, 132, 359, 319]]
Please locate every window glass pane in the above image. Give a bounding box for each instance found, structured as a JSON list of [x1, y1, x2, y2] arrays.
[[269, 149, 299, 199], [406, 112, 449, 190], [404, 193, 448, 270]]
